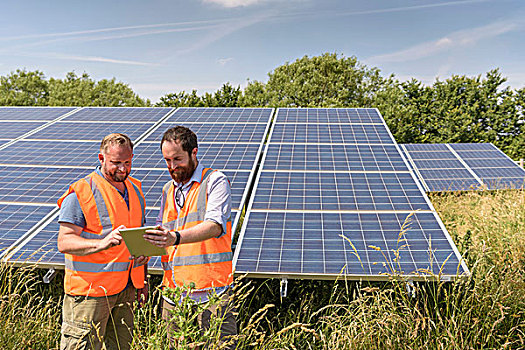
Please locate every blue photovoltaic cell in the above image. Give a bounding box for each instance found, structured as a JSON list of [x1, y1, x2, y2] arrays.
[[0, 167, 92, 204], [132, 169, 250, 211], [26, 122, 153, 141], [404, 143, 525, 191], [399, 150, 456, 161], [449, 143, 496, 151], [403, 144, 450, 152], [411, 159, 465, 169], [167, 108, 273, 124], [0, 204, 55, 252], [235, 212, 464, 276], [0, 140, 99, 167], [270, 123, 394, 144], [134, 142, 261, 171], [263, 144, 409, 172], [0, 121, 46, 139], [0, 107, 75, 121], [145, 122, 268, 143], [63, 107, 173, 122], [402, 144, 481, 192], [8, 218, 62, 264], [251, 172, 429, 211], [276, 108, 384, 124]]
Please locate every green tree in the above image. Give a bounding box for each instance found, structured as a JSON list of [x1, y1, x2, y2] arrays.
[[243, 53, 384, 107], [203, 83, 241, 107], [155, 90, 204, 107], [0, 69, 49, 106], [0, 70, 147, 107]]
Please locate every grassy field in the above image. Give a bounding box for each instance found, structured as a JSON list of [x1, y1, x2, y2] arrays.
[[1, 189, 523, 349]]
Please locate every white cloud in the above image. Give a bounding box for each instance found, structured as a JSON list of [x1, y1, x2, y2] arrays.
[[203, 0, 266, 8], [217, 57, 234, 65], [367, 15, 525, 64], [13, 52, 159, 66]]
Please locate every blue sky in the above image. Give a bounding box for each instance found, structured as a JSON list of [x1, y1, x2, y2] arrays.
[[0, 0, 523, 102]]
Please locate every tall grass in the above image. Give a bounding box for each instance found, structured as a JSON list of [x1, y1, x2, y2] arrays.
[[0, 189, 523, 349]]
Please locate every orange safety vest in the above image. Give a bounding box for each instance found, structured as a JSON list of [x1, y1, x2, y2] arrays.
[[57, 171, 146, 297], [160, 168, 233, 290]]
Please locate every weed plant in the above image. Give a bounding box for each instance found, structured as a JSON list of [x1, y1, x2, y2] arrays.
[[0, 189, 523, 349]]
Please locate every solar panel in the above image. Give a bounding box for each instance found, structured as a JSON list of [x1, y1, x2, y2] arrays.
[[145, 122, 269, 143], [275, 108, 384, 124], [3, 212, 61, 265], [134, 142, 262, 171], [26, 121, 154, 141], [269, 123, 394, 144], [0, 166, 92, 204], [234, 108, 467, 281], [235, 211, 465, 276], [0, 107, 76, 121], [403, 143, 525, 191], [0, 204, 56, 254], [0, 121, 47, 139], [62, 107, 173, 122], [167, 107, 273, 123], [263, 144, 409, 172], [0, 140, 100, 167], [251, 172, 430, 211]]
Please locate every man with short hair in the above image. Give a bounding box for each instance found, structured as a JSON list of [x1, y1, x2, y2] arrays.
[[144, 126, 237, 348], [57, 133, 148, 350]]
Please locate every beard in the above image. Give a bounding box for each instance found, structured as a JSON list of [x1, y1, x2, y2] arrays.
[[169, 157, 196, 184], [103, 165, 130, 183]]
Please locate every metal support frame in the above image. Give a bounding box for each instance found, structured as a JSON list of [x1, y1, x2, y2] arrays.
[[43, 267, 57, 284], [280, 277, 288, 298]]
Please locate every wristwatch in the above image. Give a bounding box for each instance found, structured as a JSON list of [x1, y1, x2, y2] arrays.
[[173, 230, 181, 246]]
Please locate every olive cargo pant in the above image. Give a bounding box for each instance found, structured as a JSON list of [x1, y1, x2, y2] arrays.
[[60, 286, 135, 350]]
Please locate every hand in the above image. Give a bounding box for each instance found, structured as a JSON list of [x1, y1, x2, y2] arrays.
[[143, 226, 177, 247], [129, 255, 150, 267], [98, 225, 125, 251]]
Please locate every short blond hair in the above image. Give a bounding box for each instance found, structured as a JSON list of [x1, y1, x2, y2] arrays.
[[100, 133, 134, 154]]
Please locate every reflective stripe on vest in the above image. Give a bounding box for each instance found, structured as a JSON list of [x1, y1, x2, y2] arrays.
[[162, 251, 232, 270], [65, 259, 131, 273]]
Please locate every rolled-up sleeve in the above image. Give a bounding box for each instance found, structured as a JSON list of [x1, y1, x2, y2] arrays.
[[205, 171, 232, 238]]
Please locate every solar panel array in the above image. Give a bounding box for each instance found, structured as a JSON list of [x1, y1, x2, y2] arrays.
[[1, 107, 479, 282], [2, 107, 273, 274], [234, 108, 468, 281], [402, 143, 525, 192]]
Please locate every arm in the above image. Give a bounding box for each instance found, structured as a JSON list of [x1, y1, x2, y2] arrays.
[[143, 220, 221, 247], [57, 222, 125, 256]]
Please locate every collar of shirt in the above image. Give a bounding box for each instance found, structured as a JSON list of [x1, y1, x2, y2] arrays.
[[95, 166, 128, 199], [172, 162, 205, 192]]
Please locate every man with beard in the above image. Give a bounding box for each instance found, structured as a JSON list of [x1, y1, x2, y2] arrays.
[[57, 133, 148, 350], [143, 126, 237, 348]]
